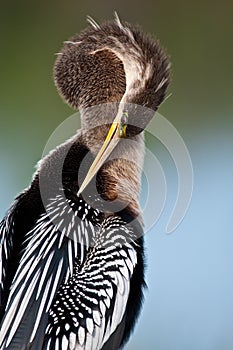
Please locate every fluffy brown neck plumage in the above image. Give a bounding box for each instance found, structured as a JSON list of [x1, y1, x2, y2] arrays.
[[81, 123, 144, 218], [97, 135, 144, 219]]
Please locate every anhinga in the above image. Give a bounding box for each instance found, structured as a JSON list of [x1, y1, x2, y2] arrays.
[[0, 15, 169, 350]]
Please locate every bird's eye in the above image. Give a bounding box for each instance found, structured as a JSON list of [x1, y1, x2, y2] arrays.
[[121, 111, 128, 125], [119, 111, 128, 138]]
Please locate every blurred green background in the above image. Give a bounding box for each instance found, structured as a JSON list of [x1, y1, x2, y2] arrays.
[[0, 1, 233, 349]]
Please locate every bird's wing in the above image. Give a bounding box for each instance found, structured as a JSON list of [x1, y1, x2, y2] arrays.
[[0, 208, 80, 350], [0, 203, 16, 306], [43, 215, 138, 350]]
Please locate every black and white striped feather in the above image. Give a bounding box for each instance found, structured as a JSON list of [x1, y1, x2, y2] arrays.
[[0, 193, 138, 350], [43, 216, 137, 350], [0, 194, 101, 350], [0, 203, 16, 304]]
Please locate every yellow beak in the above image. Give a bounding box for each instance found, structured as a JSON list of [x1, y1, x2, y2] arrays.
[[77, 119, 120, 196]]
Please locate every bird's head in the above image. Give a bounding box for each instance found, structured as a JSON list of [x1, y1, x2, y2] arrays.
[[54, 14, 170, 199]]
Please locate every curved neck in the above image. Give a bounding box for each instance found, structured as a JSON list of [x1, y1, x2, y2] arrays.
[[81, 121, 144, 219], [99, 133, 144, 219]]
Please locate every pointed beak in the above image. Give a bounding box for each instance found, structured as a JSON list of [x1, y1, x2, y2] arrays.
[[77, 119, 121, 196]]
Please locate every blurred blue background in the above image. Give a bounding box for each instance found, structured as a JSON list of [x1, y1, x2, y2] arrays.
[[0, 1, 233, 349]]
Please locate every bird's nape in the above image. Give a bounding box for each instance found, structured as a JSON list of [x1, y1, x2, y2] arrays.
[[0, 14, 170, 350]]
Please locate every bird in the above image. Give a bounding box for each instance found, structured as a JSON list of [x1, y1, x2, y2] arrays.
[[0, 14, 170, 350]]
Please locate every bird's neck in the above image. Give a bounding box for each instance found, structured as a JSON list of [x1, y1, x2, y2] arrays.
[[82, 127, 144, 220]]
